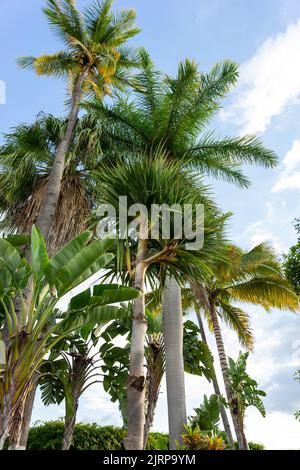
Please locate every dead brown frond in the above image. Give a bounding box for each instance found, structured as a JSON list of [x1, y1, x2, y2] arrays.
[[14, 176, 90, 256]]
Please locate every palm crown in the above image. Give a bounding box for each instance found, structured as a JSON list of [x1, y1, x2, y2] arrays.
[[195, 242, 299, 350], [18, 0, 140, 98], [87, 49, 278, 185]]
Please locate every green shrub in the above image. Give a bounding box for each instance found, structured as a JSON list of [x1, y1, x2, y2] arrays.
[[248, 441, 265, 450], [27, 421, 168, 450]]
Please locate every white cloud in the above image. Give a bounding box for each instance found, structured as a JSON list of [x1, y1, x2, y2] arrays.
[[224, 18, 300, 134], [272, 139, 300, 192], [245, 410, 300, 449], [241, 219, 287, 253]]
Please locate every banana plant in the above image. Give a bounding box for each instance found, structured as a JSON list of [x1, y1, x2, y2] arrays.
[[189, 394, 226, 436], [0, 226, 139, 449], [40, 331, 103, 450], [227, 352, 266, 450]]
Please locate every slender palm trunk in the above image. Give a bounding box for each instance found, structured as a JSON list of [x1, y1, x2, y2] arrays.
[[195, 310, 234, 448], [208, 299, 247, 450], [162, 277, 187, 450], [36, 67, 89, 239], [11, 71, 89, 448], [124, 235, 148, 450]]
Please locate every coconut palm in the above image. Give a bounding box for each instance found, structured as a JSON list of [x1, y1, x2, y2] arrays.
[[182, 282, 236, 449], [18, 0, 139, 241], [192, 243, 299, 449], [86, 50, 277, 445], [93, 150, 227, 449]]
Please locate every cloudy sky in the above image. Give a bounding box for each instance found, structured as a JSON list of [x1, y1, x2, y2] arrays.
[[1, 0, 300, 450]]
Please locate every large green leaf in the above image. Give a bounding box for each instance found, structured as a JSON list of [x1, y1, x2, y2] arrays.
[[45, 230, 93, 285], [31, 225, 49, 281], [70, 284, 139, 310], [48, 237, 115, 295], [60, 305, 129, 333], [0, 239, 23, 275]]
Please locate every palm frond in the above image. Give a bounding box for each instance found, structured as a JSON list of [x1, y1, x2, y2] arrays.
[[219, 300, 254, 351], [43, 0, 86, 46], [18, 52, 77, 78]]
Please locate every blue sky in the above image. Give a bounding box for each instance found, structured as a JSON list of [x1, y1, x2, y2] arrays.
[[1, 0, 300, 449]]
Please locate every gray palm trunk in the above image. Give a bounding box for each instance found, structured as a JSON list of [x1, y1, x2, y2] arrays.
[[36, 67, 89, 239], [124, 236, 148, 450], [208, 299, 248, 450], [195, 309, 234, 448], [162, 276, 187, 450], [9, 68, 90, 450]]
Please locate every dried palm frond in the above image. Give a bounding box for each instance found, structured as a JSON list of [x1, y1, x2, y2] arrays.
[[14, 176, 90, 255]]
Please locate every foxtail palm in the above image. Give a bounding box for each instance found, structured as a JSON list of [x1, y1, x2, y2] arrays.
[[193, 243, 299, 449], [19, 0, 139, 241]]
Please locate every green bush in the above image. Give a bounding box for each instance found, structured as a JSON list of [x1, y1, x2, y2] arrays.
[[248, 441, 265, 450], [27, 421, 168, 450]]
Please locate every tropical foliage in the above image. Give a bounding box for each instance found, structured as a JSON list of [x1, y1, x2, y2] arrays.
[[0, 0, 299, 453]]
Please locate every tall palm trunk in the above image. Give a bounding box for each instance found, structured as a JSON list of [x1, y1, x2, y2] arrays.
[[208, 299, 247, 450], [195, 310, 234, 448], [124, 235, 148, 450], [36, 67, 89, 239], [11, 71, 90, 449], [162, 276, 187, 450]]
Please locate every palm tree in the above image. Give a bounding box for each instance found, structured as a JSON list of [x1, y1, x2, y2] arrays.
[[18, 0, 139, 242], [0, 113, 105, 255], [182, 284, 235, 447], [192, 243, 299, 449], [93, 150, 227, 449], [87, 50, 277, 445]]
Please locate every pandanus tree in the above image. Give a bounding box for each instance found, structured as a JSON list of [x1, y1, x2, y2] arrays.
[[86, 49, 278, 445], [93, 150, 227, 449], [192, 243, 299, 449], [0, 227, 138, 449], [18, 0, 139, 241], [40, 333, 102, 450]]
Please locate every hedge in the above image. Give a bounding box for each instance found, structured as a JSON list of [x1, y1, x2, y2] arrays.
[[27, 421, 168, 450], [27, 421, 264, 450]]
